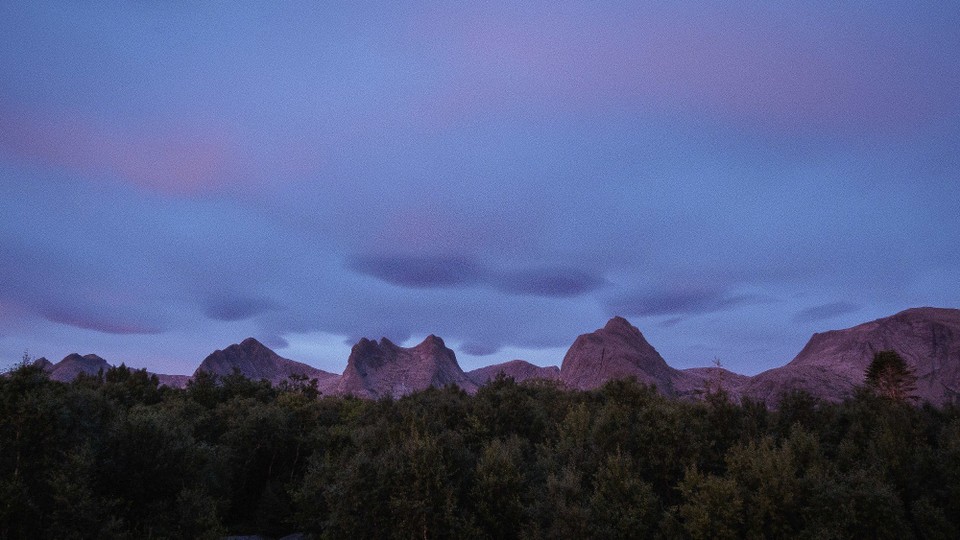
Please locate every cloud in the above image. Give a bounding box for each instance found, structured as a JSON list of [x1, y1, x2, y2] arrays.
[[607, 289, 766, 318], [417, 3, 960, 137], [348, 255, 605, 299], [1, 2, 958, 378], [0, 103, 235, 196], [348, 254, 485, 288], [793, 302, 861, 323], [460, 342, 501, 356], [202, 295, 280, 322], [261, 335, 289, 350], [41, 307, 163, 335], [494, 267, 605, 298]]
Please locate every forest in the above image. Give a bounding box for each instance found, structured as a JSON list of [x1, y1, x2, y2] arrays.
[[2, 359, 959, 539]]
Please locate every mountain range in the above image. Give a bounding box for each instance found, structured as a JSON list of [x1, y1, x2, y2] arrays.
[[23, 307, 960, 405]]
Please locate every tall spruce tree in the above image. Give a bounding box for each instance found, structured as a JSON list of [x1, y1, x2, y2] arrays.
[[864, 350, 917, 402]]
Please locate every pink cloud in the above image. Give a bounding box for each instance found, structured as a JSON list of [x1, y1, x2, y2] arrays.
[[410, 6, 957, 137], [41, 308, 164, 335], [0, 103, 236, 196]]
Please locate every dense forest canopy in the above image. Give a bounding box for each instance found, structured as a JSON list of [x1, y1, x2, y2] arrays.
[[2, 361, 959, 539]]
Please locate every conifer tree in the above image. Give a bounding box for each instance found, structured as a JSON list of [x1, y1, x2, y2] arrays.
[[864, 350, 917, 402]]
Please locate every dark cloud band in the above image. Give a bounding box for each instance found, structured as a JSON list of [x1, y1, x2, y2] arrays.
[[348, 254, 604, 299]]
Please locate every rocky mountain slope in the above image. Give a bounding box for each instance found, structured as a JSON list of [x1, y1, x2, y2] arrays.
[[47, 353, 111, 382], [559, 316, 687, 394], [467, 359, 560, 385], [743, 307, 960, 405], [14, 307, 959, 405], [195, 337, 337, 386], [334, 335, 477, 398]]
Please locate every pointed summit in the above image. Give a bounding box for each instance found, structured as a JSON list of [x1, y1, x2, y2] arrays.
[[196, 338, 336, 386], [560, 316, 681, 393], [603, 316, 634, 332], [336, 334, 477, 398], [414, 334, 446, 351], [239, 337, 265, 349]]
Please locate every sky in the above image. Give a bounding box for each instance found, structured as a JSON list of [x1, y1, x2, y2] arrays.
[[1, 1, 959, 376]]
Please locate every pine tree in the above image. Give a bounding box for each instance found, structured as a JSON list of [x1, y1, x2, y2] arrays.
[[864, 350, 917, 402]]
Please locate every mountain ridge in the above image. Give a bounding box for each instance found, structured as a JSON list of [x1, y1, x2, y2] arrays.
[[334, 334, 477, 398], [12, 306, 960, 405]]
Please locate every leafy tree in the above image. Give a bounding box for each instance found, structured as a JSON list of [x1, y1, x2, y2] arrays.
[[865, 350, 917, 402], [473, 436, 529, 538], [674, 467, 744, 540], [587, 450, 660, 538]]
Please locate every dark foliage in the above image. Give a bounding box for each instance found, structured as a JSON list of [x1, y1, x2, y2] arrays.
[[865, 350, 918, 402], [1, 366, 958, 539]]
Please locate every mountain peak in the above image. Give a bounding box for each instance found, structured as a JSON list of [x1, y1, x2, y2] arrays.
[[602, 316, 642, 336], [604, 315, 631, 328], [337, 333, 475, 398], [239, 337, 266, 349], [415, 334, 446, 350], [196, 339, 335, 384], [48, 353, 111, 382], [560, 316, 679, 392]]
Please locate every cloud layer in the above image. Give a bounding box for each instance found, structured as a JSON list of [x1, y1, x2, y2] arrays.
[[1, 1, 958, 375]]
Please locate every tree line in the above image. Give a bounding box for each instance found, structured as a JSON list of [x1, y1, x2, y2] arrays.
[[1, 354, 958, 539]]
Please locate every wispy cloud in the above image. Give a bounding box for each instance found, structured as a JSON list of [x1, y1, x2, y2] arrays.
[[607, 289, 768, 318], [793, 302, 861, 323]]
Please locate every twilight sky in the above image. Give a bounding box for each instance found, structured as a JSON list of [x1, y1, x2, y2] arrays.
[[2, 1, 959, 376]]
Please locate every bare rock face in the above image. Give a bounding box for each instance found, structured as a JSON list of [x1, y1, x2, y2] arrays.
[[48, 353, 111, 382], [743, 307, 960, 405], [195, 337, 336, 386], [560, 316, 683, 393], [335, 335, 477, 398], [467, 359, 560, 385]]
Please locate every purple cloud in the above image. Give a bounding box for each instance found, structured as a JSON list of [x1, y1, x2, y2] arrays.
[[415, 3, 958, 138], [349, 255, 605, 299], [607, 289, 766, 318], [348, 254, 486, 288], [41, 307, 163, 335], [494, 267, 605, 298], [460, 341, 500, 356], [0, 103, 236, 196], [202, 295, 280, 322], [261, 335, 290, 349], [1, 2, 958, 377], [793, 302, 862, 323]]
